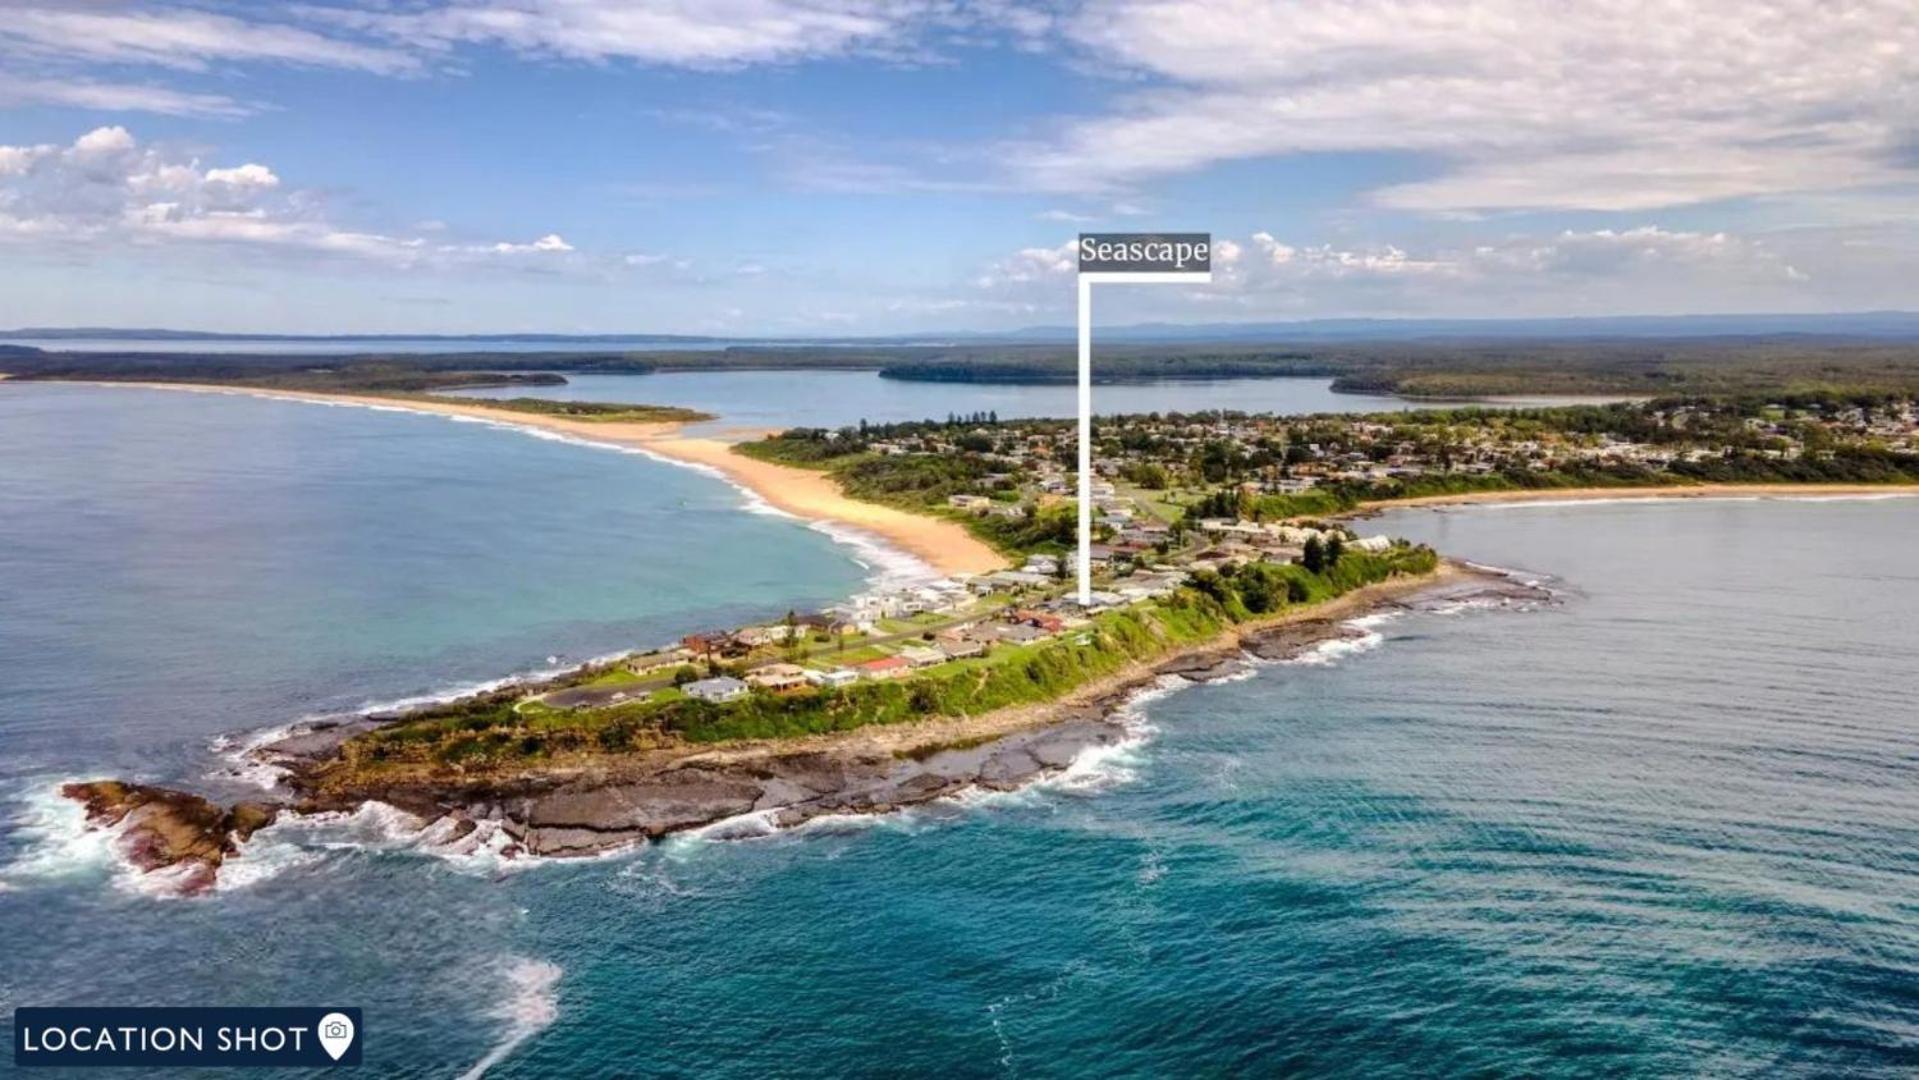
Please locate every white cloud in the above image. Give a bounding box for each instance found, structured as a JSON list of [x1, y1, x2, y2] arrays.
[[1014, 0, 1919, 212], [0, 127, 585, 271], [973, 225, 1821, 319], [491, 233, 575, 254], [0, 6, 419, 75], [974, 240, 1077, 288], [323, 0, 931, 69], [0, 74, 252, 118], [72, 126, 136, 155], [204, 164, 281, 189]]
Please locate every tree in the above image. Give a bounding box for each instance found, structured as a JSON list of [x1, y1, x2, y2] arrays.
[[1286, 578, 1311, 603], [1326, 535, 1345, 567], [1301, 536, 1326, 574]]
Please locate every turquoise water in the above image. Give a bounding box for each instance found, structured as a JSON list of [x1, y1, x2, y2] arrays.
[[0, 383, 870, 790], [3, 383, 1917, 1077]]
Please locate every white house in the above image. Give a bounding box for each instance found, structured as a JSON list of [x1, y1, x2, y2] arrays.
[[683, 676, 749, 703], [804, 668, 860, 689]]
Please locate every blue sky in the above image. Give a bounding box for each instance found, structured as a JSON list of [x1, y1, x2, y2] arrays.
[[3, 1, 1917, 335]]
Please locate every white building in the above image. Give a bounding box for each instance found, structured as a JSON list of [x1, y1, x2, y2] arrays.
[[684, 676, 749, 703]]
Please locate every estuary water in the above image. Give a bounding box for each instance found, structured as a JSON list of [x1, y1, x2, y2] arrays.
[[2, 382, 1916, 1078], [444, 371, 1635, 431]]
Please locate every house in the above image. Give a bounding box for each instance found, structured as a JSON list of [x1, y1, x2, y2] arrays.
[[804, 668, 860, 689], [1351, 534, 1393, 553], [735, 624, 801, 647], [625, 647, 693, 675], [990, 623, 1049, 645], [1270, 525, 1329, 545], [969, 569, 1051, 593], [948, 494, 993, 512], [745, 663, 809, 691], [683, 676, 749, 703], [682, 631, 748, 659], [857, 656, 913, 681], [1011, 609, 1065, 634], [1023, 554, 1061, 576], [898, 645, 946, 668], [938, 639, 987, 660]]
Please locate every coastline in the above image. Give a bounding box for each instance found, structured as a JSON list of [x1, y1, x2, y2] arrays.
[[260, 561, 1498, 862], [45, 381, 1007, 578], [1351, 482, 1919, 513], [56, 560, 1507, 891]]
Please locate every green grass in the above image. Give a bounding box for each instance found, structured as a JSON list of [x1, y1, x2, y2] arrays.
[[338, 544, 1437, 773], [579, 667, 644, 689]]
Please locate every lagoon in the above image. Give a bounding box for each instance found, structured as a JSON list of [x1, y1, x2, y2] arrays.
[[446, 370, 1619, 431]]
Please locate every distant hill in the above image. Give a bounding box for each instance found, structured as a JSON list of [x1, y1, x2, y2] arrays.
[[12, 311, 1919, 347], [981, 311, 1919, 344]]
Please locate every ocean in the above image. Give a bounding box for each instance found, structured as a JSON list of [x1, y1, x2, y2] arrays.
[[2, 382, 1915, 1077]]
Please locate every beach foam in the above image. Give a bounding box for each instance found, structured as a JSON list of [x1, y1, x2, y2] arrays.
[[0, 781, 289, 899], [457, 956, 562, 1080], [1, 782, 121, 887], [266, 801, 551, 878], [1282, 611, 1399, 666]]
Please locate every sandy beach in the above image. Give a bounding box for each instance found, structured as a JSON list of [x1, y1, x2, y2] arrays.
[[1355, 483, 1919, 512], [53, 382, 1009, 577]]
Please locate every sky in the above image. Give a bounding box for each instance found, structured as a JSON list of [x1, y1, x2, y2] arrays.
[[2, 0, 1918, 336]]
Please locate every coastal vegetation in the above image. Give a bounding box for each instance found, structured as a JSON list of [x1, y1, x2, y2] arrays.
[[13, 338, 1919, 400], [418, 396, 711, 423], [307, 543, 1438, 785]]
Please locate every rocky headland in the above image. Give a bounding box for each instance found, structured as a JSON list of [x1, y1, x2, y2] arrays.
[[60, 565, 1550, 890]]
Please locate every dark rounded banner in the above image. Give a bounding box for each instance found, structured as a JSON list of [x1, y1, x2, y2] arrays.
[[14, 1007, 361, 1068]]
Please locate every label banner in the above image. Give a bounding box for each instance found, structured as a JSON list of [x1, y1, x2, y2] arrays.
[[15, 1007, 362, 1068], [1077, 233, 1211, 274]]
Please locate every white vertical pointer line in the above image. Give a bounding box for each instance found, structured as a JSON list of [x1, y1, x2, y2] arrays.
[[1078, 274, 1094, 605], [1074, 270, 1209, 606]]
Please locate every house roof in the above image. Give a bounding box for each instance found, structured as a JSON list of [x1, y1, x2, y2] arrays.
[[686, 676, 747, 694]]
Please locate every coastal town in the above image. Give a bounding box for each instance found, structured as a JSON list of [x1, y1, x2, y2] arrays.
[[502, 393, 1919, 724], [765, 394, 1919, 527]]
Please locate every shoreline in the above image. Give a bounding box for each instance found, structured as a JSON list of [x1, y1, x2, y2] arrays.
[[63, 559, 1506, 891], [42, 380, 1007, 578], [1349, 482, 1919, 513]]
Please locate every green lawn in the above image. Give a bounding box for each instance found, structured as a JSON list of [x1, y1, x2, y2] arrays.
[[580, 667, 644, 689]]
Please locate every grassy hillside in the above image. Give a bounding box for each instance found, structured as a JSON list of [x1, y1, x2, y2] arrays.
[[311, 544, 1438, 785]]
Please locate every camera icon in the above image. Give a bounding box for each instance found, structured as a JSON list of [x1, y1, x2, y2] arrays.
[[316, 1012, 356, 1061]]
